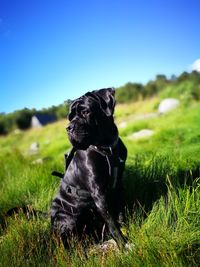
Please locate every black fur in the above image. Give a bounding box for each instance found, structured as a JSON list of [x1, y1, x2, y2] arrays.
[[51, 88, 127, 247]]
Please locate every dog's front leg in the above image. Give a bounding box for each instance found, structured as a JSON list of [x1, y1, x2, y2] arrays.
[[91, 187, 127, 246]]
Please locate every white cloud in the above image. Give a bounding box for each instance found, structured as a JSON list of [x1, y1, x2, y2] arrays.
[[191, 59, 200, 72]]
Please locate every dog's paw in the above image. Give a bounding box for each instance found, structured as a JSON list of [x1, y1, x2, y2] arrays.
[[88, 239, 119, 255], [125, 242, 135, 251], [100, 239, 119, 252]]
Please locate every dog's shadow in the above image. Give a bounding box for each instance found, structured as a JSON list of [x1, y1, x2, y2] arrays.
[[123, 165, 167, 217], [123, 156, 200, 218]]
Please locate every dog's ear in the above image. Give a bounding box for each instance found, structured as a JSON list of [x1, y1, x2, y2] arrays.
[[68, 99, 79, 121], [92, 88, 116, 116]]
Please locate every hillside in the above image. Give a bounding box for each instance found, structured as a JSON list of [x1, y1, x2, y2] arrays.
[[0, 83, 200, 266], [1, 70, 200, 135]]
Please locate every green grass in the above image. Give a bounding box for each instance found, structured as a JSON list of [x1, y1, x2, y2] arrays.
[[0, 98, 200, 266]]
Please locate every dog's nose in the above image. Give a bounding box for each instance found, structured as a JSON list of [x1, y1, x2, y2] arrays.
[[66, 124, 73, 132]]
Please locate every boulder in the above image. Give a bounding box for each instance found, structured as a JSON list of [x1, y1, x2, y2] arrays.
[[13, 129, 21, 135], [158, 98, 180, 114], [128, 129, 154, 140], [29, 142, 39, 154], [32, 158, 43, 164], [118, 121, 127, 128], [134, 113, 158, 120]]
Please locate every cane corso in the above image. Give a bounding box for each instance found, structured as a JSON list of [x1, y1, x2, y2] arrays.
[[51, 88, 127, 247]]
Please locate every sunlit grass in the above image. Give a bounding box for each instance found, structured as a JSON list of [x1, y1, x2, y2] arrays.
[[0, 99, 200, 266]]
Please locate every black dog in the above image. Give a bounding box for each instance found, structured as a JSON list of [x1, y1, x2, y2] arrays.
[[51, 88, 127, 247]]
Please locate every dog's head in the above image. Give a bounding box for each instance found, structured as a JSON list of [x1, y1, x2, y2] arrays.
[[67, 88, 118, 149]]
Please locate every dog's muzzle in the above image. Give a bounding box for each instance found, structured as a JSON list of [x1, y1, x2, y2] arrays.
[[67, 120, 91, 149], [67, 120, 89, 135]]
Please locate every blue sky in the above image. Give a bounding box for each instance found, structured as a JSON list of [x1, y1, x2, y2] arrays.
[[0, 0, 200, 113]]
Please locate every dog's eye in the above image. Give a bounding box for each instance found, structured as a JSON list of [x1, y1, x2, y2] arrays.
[[81, 110, 89, 117]]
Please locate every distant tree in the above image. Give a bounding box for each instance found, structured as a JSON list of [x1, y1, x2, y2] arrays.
[[190, 70, 200, 83], [115, 82, 143, 103], [156, 74, 167, 81], [56, 103, 69, 119], [15, 108, 33, 130], [143, 81, 158, 98], [170, 74, 177, 81], [143, 74, 169, 98], [0, 118, 7, 135], [177, 71, 190, 82], [0, 112, 16, 134]]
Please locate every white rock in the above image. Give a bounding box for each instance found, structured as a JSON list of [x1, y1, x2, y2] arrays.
[[32, 158, 43, 164], [125, 242, 135, 251], [29, 142, 39, 154], [129, 129, 154, 140], [99, 239, 118, 252], [134, 113, 158, 120], [158, 98, 180, 114], [13, 129, 21, 135], [118, 121, 127, 128]]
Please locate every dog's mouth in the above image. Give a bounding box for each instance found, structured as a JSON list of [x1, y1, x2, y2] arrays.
[[67, 126, 90, 138], [68, 134, 91, 150], [66, 123, 93, 149], [74, 131, 89, 137], [67, 126, 89, 136]]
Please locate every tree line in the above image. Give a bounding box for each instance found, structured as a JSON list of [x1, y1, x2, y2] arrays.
[[1, 71, 200, 135], [115, 71, 200, 103], [0, 102, 70, 135]]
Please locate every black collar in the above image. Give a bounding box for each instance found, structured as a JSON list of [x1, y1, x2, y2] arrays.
[[89, 136, 119, 156]]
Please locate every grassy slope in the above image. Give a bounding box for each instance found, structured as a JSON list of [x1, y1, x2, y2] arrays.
[[0, 97, 200, 266]]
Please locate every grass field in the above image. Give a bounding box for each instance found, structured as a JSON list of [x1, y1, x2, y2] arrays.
[[0, 97, 200, 266]]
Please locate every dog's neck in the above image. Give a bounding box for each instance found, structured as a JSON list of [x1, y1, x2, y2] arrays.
[[98, 135, 118, 148], [91, 134, 119, 155], [95, 120, 118, 147]]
